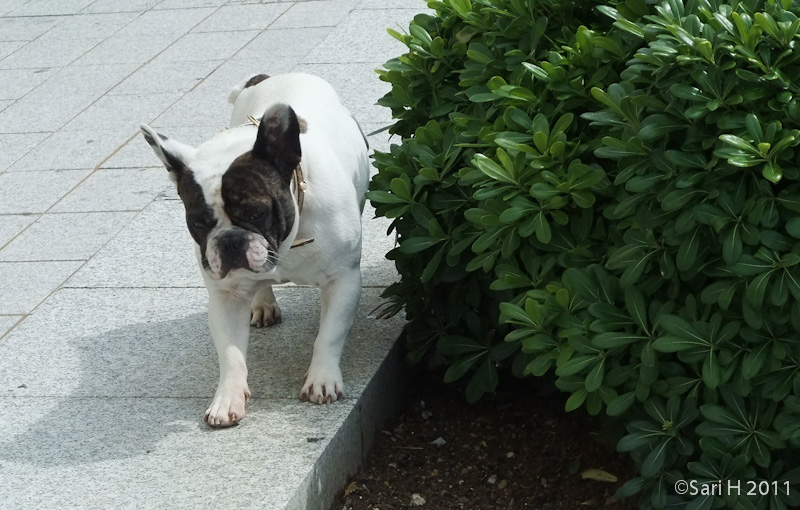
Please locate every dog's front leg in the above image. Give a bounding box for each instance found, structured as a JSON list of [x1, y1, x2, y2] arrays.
[[300, 268, 361, 404], [205, 283, 255, 427]]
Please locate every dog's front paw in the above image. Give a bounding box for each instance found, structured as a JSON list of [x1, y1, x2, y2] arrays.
[[300, 364, 344, 404], [205, 382, 251, 427], [250, 300, 281, 328]]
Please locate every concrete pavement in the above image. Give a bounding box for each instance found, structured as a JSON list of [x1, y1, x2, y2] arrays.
[[0, 0, 423, 508]]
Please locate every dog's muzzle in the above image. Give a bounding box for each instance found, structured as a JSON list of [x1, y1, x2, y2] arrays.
[[206, 228, 275, 280]]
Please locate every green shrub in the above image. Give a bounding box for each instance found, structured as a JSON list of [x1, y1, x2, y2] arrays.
[[371, 0, 800, 507]]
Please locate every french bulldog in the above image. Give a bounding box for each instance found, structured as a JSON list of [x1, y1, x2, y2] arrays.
[[140, 72, 369, 427]]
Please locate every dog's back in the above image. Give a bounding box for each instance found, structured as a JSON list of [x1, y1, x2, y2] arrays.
[[229, 73, 342, 122]]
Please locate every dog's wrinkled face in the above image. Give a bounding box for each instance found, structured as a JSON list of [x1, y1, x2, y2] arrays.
[[209, 150, 297, 279], [140, 103, 302, 280]]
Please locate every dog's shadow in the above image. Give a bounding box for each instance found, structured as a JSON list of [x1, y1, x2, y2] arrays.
[[0, 301, 314, 467]]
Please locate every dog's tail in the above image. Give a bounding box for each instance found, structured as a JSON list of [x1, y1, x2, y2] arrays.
[[227, 81, 245, 105], [228, 73, 271, 105]]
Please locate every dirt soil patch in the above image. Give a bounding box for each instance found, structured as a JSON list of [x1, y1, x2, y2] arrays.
[[336, 369, 638, 510]]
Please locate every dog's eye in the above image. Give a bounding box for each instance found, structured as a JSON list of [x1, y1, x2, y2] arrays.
[[192, 220, 213, 230], [248, 212, 265, 222]]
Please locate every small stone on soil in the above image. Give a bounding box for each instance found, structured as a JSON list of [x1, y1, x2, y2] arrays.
[[344, 482, 358, 497], [410, 493, 426, 506]]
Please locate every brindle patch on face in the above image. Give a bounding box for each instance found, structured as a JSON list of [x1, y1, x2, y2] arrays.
[[175, 166, 216, 269], [245, 74, 270, 88], [221, 152, 295, 255]]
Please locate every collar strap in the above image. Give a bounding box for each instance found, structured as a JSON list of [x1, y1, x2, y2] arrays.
[[247, 116, 314, 249], [289, 164, 313, 249], [293, 163, 307, 215], [290, 237, 314, 248]]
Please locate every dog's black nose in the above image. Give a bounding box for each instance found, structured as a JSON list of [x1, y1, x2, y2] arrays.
[[218, 233, 246, 254]]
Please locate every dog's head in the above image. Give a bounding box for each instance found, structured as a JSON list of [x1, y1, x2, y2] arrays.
[[140, 103, 301, 280]]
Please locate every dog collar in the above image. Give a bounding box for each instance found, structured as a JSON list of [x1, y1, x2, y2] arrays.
[[246, 116, 314, 250], [293, 163, 307, 216], [289, 164, 312, 249]]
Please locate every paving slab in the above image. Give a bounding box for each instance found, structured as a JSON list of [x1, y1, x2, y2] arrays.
[[0, 314, 21, 339], [0, 33, 103, 69], [152, 51, 309, 128], [51, 168, 168, 212], [73, 32, 180, 66], [0, 132, 51, 172], [43, 12, 141, 40], [81, 0, 164, 14], [66, 199, 202, 288], [0, 169, 90, 214], [301, 8, 414, 64], [236, 26, 334, 61], [358, 0, 429, 8], [191, 3, 290, 32], [187, 56, 298, 94], [0, 261, 82, 314], [0, 67, 58, 101], [0, 0, 27, 17], [117, 7, 217, 36], [156, 0, 231, 9], [107, 58, 223, 96], [272, 0, 359, 29], [143, 56, 298, 129], [158, 30, 261, 62], [144, 59, 279, 129], [8, 0, 96, 16], [6, 130, 135, 172], [149, 92, 232, 133], [0, 211, 136, 262], [0, 40, 24, 61], [101, 127, 212, 168], [0, 214, 37, 248], [0, 63, 140, 134], [0, 16, 60, 42], [62, 92, 180, 132]]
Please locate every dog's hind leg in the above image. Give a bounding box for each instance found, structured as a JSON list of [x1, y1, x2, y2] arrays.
[[250, 282, 281, 328]]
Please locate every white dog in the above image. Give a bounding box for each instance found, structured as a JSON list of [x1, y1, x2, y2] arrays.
[[140, 73, 369, 426]]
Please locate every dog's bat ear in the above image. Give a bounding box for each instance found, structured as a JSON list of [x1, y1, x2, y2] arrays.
[[253, 103, 301, 179], [139, 124, 195, 182]]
